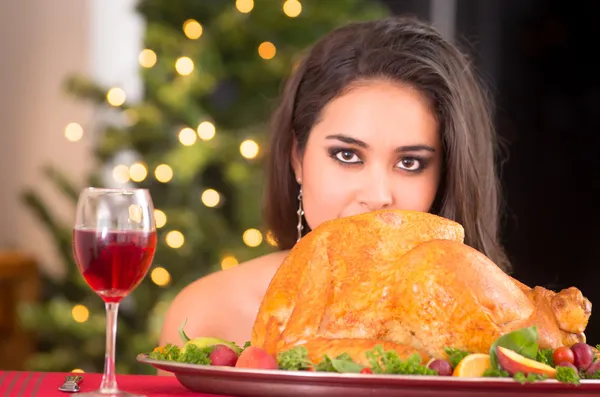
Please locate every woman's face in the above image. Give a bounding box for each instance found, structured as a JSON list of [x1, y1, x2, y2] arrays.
[[292, 80, 442, 231]]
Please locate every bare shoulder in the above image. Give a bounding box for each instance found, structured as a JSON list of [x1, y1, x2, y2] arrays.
[[158, 250, 288, 349]]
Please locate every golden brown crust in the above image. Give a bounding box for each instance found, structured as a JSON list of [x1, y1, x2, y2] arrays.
[[551, 287, 592, 335], [251, 209, 592, 363]]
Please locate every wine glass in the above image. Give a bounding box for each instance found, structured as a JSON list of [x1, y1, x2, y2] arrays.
[[72, 188, 157, 397]]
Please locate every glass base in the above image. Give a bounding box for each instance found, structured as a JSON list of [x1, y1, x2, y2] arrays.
[[77, 390, 146, 397]]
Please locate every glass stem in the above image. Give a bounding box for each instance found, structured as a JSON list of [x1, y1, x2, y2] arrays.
[[99, 302, 119, 393]]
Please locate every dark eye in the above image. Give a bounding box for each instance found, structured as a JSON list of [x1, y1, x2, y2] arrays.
[[397, 158, 421, 171], [335, 150, 361, 163]]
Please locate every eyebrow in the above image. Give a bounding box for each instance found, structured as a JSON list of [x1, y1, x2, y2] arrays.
[[325, 134, 436, 153]]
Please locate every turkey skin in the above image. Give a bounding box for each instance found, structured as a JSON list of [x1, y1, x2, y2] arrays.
[[251, 210, 591, 366]]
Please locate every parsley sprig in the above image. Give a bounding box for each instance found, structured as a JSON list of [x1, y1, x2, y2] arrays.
[[366, 346, 436, 375], [536, 348, 554, 367], [149, 343, 213, 365], [276, 344, 436, 375], [276, 346, 314, 371], [513, 372, 548, 384], [444, 347, 470, 368], [556, 366, 580, 385]]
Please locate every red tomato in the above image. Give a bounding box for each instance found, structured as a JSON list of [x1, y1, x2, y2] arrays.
[[360, 367, 373, 374], [553, 346, 575, 365]]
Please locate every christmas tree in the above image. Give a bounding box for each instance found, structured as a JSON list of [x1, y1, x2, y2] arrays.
[[18, 0, 389, 375]]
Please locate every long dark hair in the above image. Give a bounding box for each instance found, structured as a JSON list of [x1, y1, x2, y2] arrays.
[[264, 15, 510, 272]]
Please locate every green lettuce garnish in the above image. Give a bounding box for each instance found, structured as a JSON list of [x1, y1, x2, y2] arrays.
[[483, 367, 510, 377], [513, 372, 548, 384], [556, 366, 580, 385], [444, 347, 470, 368], [277, 346, 313, 371], [315, 353, 364, 373], [536, 348, 554, 367], [149, 343, 213, 365], [176, 343, 213, 365], [149, 343, 180, 361], [366, 346, 436, 375]]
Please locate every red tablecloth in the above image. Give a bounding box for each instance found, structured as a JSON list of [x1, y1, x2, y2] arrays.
[[0, 371, 232, 397]]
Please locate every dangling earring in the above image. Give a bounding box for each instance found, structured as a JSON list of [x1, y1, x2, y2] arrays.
[[296, 185, 304, 242]]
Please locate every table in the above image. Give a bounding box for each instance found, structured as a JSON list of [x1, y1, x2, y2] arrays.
[[0, 371, 231, 397]]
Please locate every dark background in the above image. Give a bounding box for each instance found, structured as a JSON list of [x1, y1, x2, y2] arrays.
[[383, 0, 600, 343]]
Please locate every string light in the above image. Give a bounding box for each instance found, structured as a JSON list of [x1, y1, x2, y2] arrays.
[[178, 127, 197, 146], [138, 49, 157, 68], [150, 267, 171, 286], [240, 139, 259, 159], [201, 189, 220, 207], [236, 0, 254, 13], [128, 204, 143, 223], [72, 304, 89, 323], [258, 42, 276, 60], [175, 57, 194, 75], [166, 230, 184, 248], [64, 122, 83, 142], [154, 164, 173, 183], [154, 209, 167, 228], [221, 256, 239, 270], [197, 121, 216, 140], [112, 165, 130, 184], [243, 228, 263, 247], [183, 19, 203, 39], [107, 88, 126, 107], [129, 162, 148, 182], [283, 0, 302, 17]]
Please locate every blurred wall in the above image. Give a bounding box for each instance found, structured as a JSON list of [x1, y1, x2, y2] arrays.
[[0, 0, 142, 278]]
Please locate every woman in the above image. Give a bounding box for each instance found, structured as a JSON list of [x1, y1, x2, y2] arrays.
[[158, 15, 510, 354]]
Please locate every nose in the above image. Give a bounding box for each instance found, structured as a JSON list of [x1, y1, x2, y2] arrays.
[[358, 173, 393, 211]]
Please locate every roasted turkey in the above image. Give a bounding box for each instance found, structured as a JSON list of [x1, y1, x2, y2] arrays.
[[251, 210, 592, 366]]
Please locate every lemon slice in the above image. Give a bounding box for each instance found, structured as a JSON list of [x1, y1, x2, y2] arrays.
[[453, 353, 491, 377]]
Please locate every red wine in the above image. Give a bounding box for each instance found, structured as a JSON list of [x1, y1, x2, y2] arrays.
[[73, 229, 157, 302]]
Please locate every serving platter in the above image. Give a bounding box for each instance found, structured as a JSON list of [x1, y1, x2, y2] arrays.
[[137, 354, 600, 397]]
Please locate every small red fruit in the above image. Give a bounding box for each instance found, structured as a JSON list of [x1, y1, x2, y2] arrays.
[[585, 361, 600, 376], [553, 346, 575, 365], [209, 345, 238, 367], [496, 346, 556, 377], [360, 367, 373, 374], [235, 346, 279, 369], [428, 359, 453, 376], [571, 343, 594, 371]]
